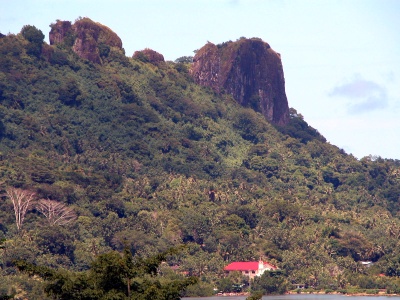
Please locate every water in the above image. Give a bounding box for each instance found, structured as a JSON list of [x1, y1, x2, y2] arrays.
[[183, 294, 399, 300]]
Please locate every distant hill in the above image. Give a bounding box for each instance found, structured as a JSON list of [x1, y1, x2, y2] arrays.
[[1, 18, 400, 298]]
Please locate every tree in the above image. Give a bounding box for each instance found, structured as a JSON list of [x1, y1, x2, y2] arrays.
[[36, 199, 77, 226], [58, 78, 81, 106], [20, 25, 44, 57], [35, 226, 76, 260], [384, 254, 400, 277], [6, 188, 35, 232], [174, 56, 193, 64], [251, 270, 289, 295], [15, 246, 198, 300], [246, 291, 263, 300]]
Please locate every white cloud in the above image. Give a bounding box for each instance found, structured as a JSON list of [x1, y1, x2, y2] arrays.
[[329, 76, 388, 114]]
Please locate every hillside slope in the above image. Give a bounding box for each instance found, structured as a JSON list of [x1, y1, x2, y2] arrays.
[[1, 19, 400, 297]]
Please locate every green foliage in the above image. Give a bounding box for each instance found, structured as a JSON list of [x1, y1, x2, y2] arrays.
[[15, 247, 198, 300], [58, 78, 81, 106], [180, 281, 214, 297], [20, 25, 44, 57], [252, 270, 289, 295], [233, 108, 266, 143], [49, 49, 69, 66], [246, 291, 263, 300], [134, 51, 149, 63], [387, 281, 400, 294], [99, 43, 111, 58], [217, 271, 247, 293], [384, 254, 400, 277], [174, 56, 193, 64], [276, 108, 326, 144], [2, 22, 400, 297], [35, 226, 75, 260]]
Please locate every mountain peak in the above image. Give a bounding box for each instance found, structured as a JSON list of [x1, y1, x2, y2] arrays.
[[190, 38, 289, 125], [49, 17, 122, 64]]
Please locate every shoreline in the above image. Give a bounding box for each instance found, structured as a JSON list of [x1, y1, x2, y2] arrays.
[[287, 290, 399, 297], [215, 292, 250, 297], [213, 290, 400, 297]]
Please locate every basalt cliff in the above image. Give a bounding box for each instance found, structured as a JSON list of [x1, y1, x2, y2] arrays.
[[190, 38, 290, 125], [49, 20, 289, 125], [49, 17, 123, 64]]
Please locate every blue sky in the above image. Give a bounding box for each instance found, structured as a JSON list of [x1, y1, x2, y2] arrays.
[[1, 0, 399, 159]]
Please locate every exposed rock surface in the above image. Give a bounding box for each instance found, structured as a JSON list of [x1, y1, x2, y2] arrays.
[[133, 48, 165, 64], [191, 38, 289, 125], [49, 20, 72, 45], [49, 18, 122, 64]]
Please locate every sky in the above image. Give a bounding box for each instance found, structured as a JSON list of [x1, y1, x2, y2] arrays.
[[1, 0, 400, 160]]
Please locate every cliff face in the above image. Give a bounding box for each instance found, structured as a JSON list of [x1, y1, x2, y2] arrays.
[[133, 48, 165, 64], [49, 18, 122, 64], [49, 20, 72, 45], [191, 38, 289, 125]]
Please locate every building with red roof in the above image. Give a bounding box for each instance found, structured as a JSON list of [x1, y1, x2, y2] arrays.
[[224, 260, 278, 279]]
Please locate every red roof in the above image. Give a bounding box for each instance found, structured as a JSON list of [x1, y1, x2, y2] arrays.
[[224, 261, 277, 271]]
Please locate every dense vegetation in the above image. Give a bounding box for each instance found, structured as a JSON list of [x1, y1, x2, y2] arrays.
[[1, 23, 400, 299], [14, 246, 197, 300]]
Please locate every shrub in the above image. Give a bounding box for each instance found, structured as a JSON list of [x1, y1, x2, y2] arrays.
[[58, 78, 81, 106], [20, 25, 44, 57], [182, 282, 214, 297]]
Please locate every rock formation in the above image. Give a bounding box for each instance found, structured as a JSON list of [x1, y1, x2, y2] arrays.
[[133, 48, 165, 64], [190, 38, 289, 125], [49, 20, 72, 45], [49, 18, 122, 64]]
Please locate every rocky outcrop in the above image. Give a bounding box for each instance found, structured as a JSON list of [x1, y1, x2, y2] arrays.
[[49, 18, 122, 64], [49, 20, 72, 45], [133, 48, 165, 64], [191, 38, 289, 125]]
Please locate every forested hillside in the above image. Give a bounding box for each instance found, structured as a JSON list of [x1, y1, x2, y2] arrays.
[[1, 19, 400, 299]]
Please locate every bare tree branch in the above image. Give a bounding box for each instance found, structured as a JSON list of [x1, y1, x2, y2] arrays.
[[36, 199, 77, 226], [6, 188, 36, 232]]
